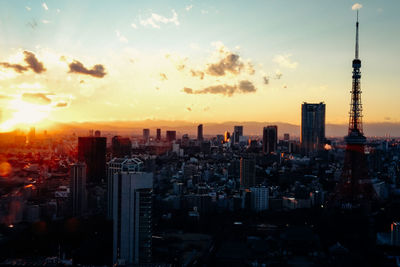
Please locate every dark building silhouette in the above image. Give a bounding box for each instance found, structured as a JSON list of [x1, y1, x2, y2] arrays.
[[301, 102, 325, 155], [166, 130, 176, 142], [70, 162, 87, 216], [197, 124, 203, 142], [240, 157, 256, 187], [94, 130, 101, 137], [143, 129, 150, 142], [284, 133, 290, 141], [78, 136, 107, 184], [263, 125, 277, 154], [156, 128, 161, 141], [233, 126, 243, 144], [111, 136, 132, 158]]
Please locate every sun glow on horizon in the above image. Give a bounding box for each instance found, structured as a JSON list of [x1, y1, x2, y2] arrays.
[[0, 99, 52, 132]]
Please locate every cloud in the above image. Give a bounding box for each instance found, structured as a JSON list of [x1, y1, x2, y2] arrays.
[[203, 106, 210, 111], [263, 76, 269, 85], [140, 10, 179, 29], [206, 53, 244, 76], [190, 70, 204, 80], [25, 6, 31, 11], [22, 93, 51, 105], [116, 30, 128, 43], [131, 23, 137, 29], [186, 5, 193, 11], [55, 102, 68, 108], [183, 80, 257, 97], [27, 19, 38, 29], [159, 73, 168, 81], [186, 107, 192, 111], [247, 62, 255, 75], [273, 54, 298, 69], [23, 51, 46, 73], [68, 60, 107, 78], [274, 71, 283, 79], [0, 51, 46, 74], [42, 19, 50, 24], [42, 2, 48, 11], [352, 3, 363, 10], [0, 63, 28, 73], [176, 64, 185, 71]]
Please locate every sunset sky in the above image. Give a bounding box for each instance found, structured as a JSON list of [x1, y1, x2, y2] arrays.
[[0, 0, 399, 131]]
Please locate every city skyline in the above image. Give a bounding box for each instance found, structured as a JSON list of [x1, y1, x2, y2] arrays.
[[0, 1, 399, 132]]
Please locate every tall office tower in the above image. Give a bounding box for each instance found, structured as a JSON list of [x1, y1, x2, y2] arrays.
[[391, 222, 400, 246], [250, 186, 269, 212], [156, 129, 161, 141], [197, 124, 203, 142], [107, 158, 143, 219], [233, 126, 243, 144], [284, 133, 290, 141], [240, 157, 256, 187], [70, 163, 87, 216], [166, 130, 176, 142], [336, 12, 375, 205], [263, 125, 278, 154], [111, 136, 132, 158], [78, 136, 107, 184], [143, 129, 150, 143], [224, 131, 230, 143], [94, 130, 101, 137], [301, 102, 326, 155], [112, 171, 153, 265]]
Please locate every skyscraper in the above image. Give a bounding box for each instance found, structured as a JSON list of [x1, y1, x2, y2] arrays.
[[240, 157, 256, 188], [143, 129, 150, 143], [112, 171, 153, 265], [250, 186, 269, 212], [78, 136, 107, 184], [166, 130, 176, 142], [70, 163, 87, 216], [301, 102, 325, 155], [263, 125, 278, 154], [156, 128, 161, 141], [111, 136, 132, 158], [106, 158, 143, 219], [233, 126, 243, 144], [197, 124, 203, 142]]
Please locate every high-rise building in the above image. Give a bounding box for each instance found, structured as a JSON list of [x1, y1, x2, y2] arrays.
[[240, 157, 256, 187], [263, 125, 278, 154], [250, 186, 269, 212], [78, 137, 107, 184], [166, 130, 176, 142], [94, 130, 101, 137], [284, 133, 290, 141], [391, 222, 400, 246], [156, 128, 161, 141], [107, 158, 143, 219], [197, 124, 203, 142], [70, 163, 87, 216], [112, 171, 153, 265], [233, 126, 243, 144], [224, 131, 230, 143], [111, 136, 132, 158], [143, 129, 150, 143], [301, 102, 325, 155]]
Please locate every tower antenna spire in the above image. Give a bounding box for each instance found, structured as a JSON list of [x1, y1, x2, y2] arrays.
[[355, 10, 359, 59]]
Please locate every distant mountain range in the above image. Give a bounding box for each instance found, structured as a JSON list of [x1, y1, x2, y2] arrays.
[[47, 120, 400, 138]]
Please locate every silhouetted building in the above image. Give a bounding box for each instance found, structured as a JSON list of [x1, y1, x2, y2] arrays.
[[94, 130, 101, 137], [156, 128, 161, 141], [263, 125, 277, 154], [166, 130, 176, 142], [284, 133, 290, 141], [301, 102, 325, 155], [240, 158, 256, 187], [197, 124, 203, 142], [70, 163, 87, 216], [143, 129, 150, 143], [391, 222, 400, 246], [233, 126, 243, 144], [111, 136, 132, 158], [112, 171, 153, 265], [78, 137, 107, 184]]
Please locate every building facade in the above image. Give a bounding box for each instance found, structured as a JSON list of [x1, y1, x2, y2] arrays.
[[301, 102, 326, 155]]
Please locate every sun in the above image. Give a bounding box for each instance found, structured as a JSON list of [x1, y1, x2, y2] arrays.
[[0, 98, 52, 132]]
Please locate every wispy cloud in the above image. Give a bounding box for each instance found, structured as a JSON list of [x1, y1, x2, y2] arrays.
[[22, 93, 51, 105], [186, 5, 193, 11], [42, 2, 48, 11], [183, 80, 256, 97], [116, 30, 128, 43], [68, 60, 107, 78], [42, 19, 50, 24], [159, 73, 168, 81], [352, 3, 363, 10], [263, 76, 269, 85], [273, 54, 298, 69], [140, 10, 179, 29], [131, 23, 137, 29], [25, 6, 31, 11]]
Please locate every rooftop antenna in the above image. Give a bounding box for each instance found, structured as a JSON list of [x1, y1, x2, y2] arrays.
[[355, 10, 359, 59]]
